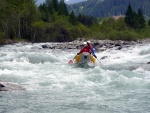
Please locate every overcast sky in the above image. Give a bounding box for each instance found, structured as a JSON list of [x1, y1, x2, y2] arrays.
[[36, 0, 44, 5]]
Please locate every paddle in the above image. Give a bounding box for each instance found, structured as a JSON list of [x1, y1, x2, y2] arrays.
[[95, 57, 103, 66], [68, 55, 77, 64], [96, 58, 101, 63]]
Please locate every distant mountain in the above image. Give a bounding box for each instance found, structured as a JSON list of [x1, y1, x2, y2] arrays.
[[36, 0, 87, 5], [65, 0, 87, 4], [68, 0, 150, 17]]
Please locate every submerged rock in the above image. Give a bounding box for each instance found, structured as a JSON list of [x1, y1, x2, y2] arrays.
[[0, 82, 25, 91], [101, 56, 109, 60], [0, 83, 5, 87]]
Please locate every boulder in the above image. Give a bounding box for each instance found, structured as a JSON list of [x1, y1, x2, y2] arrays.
[[147, 62, 150, 64]]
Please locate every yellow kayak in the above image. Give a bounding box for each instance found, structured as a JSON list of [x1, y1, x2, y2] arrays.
[[75, 52, 96, 64]]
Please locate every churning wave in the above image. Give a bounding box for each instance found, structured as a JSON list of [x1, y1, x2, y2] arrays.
[[0, 43, 150, 113]]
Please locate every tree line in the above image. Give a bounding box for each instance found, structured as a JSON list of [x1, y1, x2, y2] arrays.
[[0, 0, 98, 43], [0, 0, 150, 44]]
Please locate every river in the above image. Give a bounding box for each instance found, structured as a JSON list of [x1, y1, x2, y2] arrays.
[[0, 43, 150, 113]]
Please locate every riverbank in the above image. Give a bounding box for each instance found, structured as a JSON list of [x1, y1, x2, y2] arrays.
[[1, 38, 150, 51]]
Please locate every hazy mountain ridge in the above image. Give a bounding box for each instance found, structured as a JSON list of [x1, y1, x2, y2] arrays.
[[69, 0, 150, 17]]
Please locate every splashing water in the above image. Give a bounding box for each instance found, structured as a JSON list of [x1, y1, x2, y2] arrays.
[[0, 43, 150, 113]]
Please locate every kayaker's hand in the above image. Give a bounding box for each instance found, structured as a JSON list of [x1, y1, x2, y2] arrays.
[[77, 53, 80, 55]]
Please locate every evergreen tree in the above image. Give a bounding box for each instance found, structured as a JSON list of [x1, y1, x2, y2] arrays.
[[52, 0, 58, 12], [125, 4, 134, 28], [77, 14, 95, 26], [47, 0, 55, 15], [148, 19, 150, 26], [132, 11, 138, 29], [137, 8, 145, 29], [45, 0, 51, 5], [69, 11, 77, 25], [38, 3, 49, 22], [58, 0, 68, 16]]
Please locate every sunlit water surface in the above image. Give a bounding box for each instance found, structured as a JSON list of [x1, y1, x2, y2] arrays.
[[0, 43, 150, 113]]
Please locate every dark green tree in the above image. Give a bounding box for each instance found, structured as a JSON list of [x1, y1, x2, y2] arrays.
[[69, 11, 77, 25], [125, 4, 134, 28], [58, 0, 68, 16], [148, 19, 150, 26], [46, 0, 55, 15], [38, 3, 49, 22], [52, 0, 58, 12], [137, 8, 145, 29], [132, 11, 138, 29], [77, 14, 95, 26]]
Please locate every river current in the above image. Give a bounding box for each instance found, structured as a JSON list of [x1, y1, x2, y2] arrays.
[[0, 43, 150, 113]]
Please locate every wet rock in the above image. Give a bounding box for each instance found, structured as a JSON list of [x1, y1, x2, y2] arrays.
[[6, 39, 14, 44], [42, 45, 48, 48]]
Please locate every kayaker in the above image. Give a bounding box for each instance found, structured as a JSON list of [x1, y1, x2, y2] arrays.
[[77, 42, 91, 55], [87, 41, 97, 58]]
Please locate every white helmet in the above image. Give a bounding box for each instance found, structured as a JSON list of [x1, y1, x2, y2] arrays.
[[87, 41, 91, 44], [83, 42, 87, 45]]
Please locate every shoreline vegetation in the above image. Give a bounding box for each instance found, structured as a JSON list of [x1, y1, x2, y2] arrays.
[[0, 0, 150, 46]]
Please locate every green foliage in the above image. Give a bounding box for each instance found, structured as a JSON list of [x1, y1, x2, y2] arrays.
[[0, 31, 6, 44], [138, 26, 150, 38], [69, 24, 89, 39], [107, 30, 138, 41]]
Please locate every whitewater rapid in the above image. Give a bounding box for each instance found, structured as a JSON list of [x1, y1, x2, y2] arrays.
[[0, 43, 150, 113]]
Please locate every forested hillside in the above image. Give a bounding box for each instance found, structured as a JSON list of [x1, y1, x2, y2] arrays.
[[0, 0, 150, 45], [69, 0, 150, 17]]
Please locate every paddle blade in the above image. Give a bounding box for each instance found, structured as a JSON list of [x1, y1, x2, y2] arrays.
[[68, 60, 73, 64]]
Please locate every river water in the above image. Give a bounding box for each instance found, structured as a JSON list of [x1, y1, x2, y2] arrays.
[[0, 43, 150, 113]]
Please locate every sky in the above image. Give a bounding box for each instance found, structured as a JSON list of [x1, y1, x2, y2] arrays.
[[36, 0, 44, 5]]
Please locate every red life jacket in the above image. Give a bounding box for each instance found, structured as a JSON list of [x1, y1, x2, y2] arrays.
[[78, 46, 91, 54]]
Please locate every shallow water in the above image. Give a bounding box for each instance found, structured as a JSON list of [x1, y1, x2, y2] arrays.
[[0, 43, 150, 113]]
